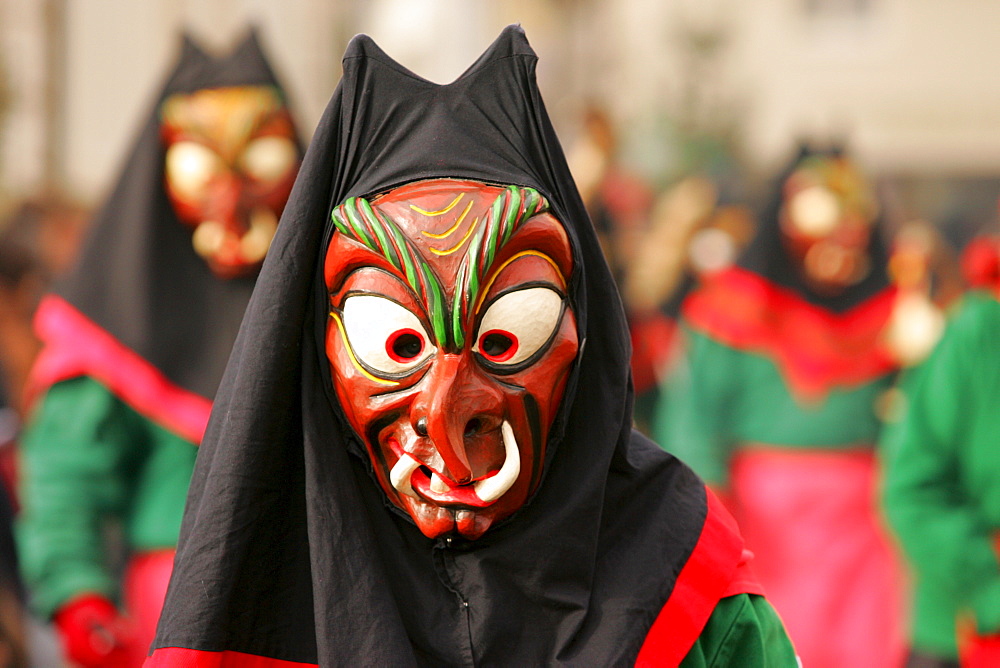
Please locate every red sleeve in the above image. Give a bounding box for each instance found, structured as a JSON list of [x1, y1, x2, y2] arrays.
[[635, 487, 762, 667]]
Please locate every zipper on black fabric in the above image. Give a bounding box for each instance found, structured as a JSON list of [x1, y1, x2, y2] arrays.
[[433, 538, 476, 667]]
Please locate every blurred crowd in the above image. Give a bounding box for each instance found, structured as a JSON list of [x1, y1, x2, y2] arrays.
[[567, 102, 1000, 667], [0, 19, 997, 668]]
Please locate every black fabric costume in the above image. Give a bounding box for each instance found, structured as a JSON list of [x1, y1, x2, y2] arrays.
[[152, 27, 715, 665], [59, 29, 298, 399]]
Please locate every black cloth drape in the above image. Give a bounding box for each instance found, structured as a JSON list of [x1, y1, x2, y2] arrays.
[[154, 26, 708, 666]]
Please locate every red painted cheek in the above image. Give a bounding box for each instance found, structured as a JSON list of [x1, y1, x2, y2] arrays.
[[325, 321, 374, 436], [243, 167, 298, 212], [165, 180, 206, 227], [509, 313, 579, 423]]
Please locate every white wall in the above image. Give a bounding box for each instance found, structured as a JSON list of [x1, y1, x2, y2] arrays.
[[3, 0, 1000, 206], [592, 0, 1000, 176], [0, 0, 49, 195]]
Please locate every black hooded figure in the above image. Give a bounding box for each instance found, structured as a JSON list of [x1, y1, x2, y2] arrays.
[[148, 27, 797, 667], [654, 144, 906, 667], [738, 143, 892, 313], [16, 30, 303, 667]]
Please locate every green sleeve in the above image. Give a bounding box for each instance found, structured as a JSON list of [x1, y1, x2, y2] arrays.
[[881, 298, 1000, 636], [16, 376, 145, 618], [680, 594, 799, 667], [653, 328, 736, 487]]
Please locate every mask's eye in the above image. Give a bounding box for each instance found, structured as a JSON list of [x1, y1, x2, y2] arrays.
[[165, 141, 223, 200], [788, 185, 841, 237], [340, 295, 435, 376], [474, 286, 564, 368], [239, 136, 298, 183]]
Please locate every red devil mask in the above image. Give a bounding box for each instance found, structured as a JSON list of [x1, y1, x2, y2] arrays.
[[161, 85, 300, 278], [324, 179, 579, 540]]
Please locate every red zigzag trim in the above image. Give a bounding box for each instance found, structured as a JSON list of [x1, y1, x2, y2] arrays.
[[683, 267, 897, 402], [27, 295, 212, 444]]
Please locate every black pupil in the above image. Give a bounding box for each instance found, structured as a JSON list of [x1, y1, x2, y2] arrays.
[[392, 333, 423, 359], [482, 332, 513, 357]]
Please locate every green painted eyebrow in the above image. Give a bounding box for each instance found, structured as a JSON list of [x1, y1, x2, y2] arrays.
[[332, 197, 449, 346], [331, 185, 549, 350], [451, 186, 548, 348]]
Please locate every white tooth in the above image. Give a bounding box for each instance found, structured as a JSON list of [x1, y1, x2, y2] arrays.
[[389, 454, 421, 498], [430, 472, 450, 494], [473, 421, 520, 503]]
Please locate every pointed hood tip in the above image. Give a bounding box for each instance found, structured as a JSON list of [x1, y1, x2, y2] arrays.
[[500, 23, 528, 41], [177, 29, 209, 61], [231, 23, 266, 56], [493, 23, 535, 58], [344, 25, 535, 67], [343, 33, 385, 61]]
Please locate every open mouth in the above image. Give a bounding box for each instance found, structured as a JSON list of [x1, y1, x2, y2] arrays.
[[388, 421, 520, 508]]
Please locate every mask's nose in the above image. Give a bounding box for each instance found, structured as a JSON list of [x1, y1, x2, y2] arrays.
[[206, 171, 249, 237], [410, 353, 504, 485]]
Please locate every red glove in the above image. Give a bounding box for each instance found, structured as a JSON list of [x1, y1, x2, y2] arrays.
[[53, 594, 132, 668], [961, 633, 1000, 668], [960, 236, 1000, 291]]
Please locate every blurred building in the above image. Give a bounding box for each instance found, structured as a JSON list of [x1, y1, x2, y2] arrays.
[[2, 0, 1000, 227]]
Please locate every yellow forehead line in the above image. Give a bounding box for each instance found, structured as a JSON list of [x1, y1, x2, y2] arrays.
[[421, 199, 474, 241], [430, 217, 479, 256], [161, 85, 281, 123], [410, 192, 464, 218]]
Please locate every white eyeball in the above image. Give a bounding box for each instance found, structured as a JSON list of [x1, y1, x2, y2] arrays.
[[341, 295, 435, 376], [788, 186, 840, 237], [239, 136, 298, 183], [474, 287, 564, 367], [165, 141, 222, 199]]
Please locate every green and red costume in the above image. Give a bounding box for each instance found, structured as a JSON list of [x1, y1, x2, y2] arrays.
[[655, 148, 907, 668], [882, 291, 1000, 665], [19, 299, 206, 664], [15, 32, 299, 667]]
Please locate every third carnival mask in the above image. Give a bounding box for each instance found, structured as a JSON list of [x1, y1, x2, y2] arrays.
[[161, 85, 300, 278], [779, 155, 878, 293], [325, 180, 579, 540]]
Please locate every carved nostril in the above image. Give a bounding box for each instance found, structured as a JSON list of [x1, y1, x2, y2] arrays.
[[464, 418, 482, 436], [414, 417, 428, 437]]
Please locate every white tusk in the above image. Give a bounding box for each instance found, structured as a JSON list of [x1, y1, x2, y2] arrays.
[[389, 454, 421, 498], [473, 421, 520, 503], [430, 472, 450, 494]]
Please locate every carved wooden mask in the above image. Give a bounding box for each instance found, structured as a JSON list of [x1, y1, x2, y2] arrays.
[[161, 85, 300, 278], [324, 179, 579, 540]]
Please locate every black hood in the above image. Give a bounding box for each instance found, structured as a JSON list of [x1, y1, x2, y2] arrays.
[[54, 28, 301, 400], [154, 26, 711, 665]]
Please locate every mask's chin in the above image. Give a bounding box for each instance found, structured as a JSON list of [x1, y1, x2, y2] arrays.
[[379, 421, 529, 541], [188, 209, 278, 279], [400, 496, 495, 540]]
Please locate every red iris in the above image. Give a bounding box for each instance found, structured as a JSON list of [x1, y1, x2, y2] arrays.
[[386, 328, 425, 363], [478, 329, 518, 363]]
